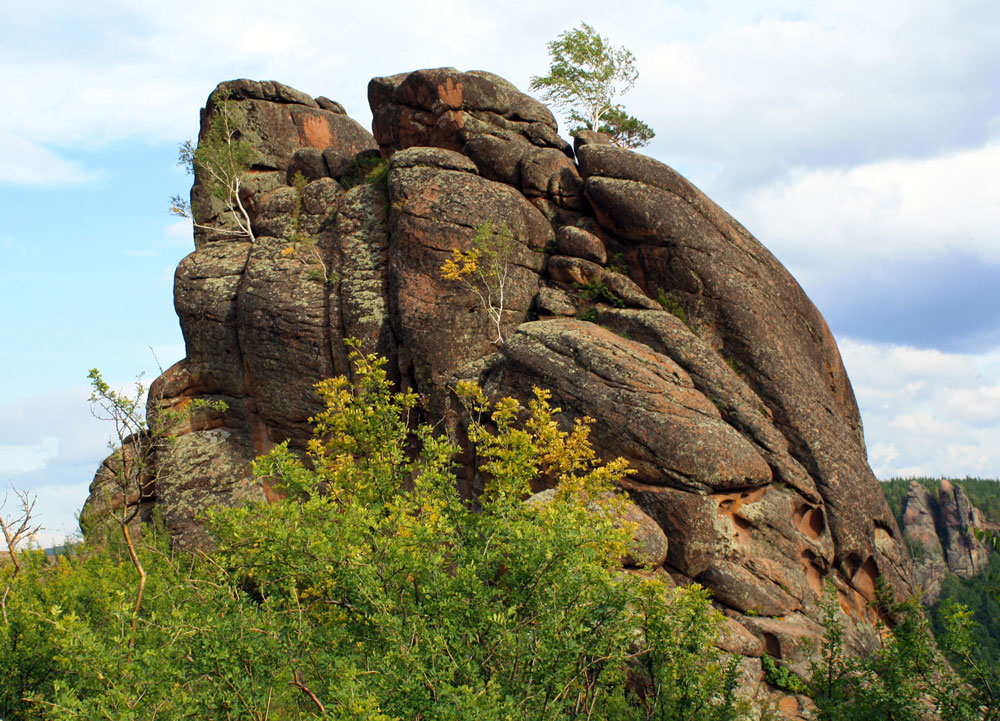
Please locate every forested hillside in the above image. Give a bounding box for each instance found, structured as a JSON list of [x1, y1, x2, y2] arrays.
[[882, 477, 1000, 698], [882, 477, 1000, 528]]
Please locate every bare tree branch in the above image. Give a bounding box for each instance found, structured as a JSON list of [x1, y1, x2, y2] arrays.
[[1, 483, 41, 624]]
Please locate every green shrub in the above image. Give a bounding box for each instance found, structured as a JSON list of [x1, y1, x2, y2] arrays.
[[170, 91, 256, 241], [762, 653, 806, 694], [340, 155, 389, 190], [2, 346, 750, 720], [802, 580, 1000, 721], [575, 279, 625, 307]]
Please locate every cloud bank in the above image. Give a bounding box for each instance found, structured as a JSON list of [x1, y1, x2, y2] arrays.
[[842, 339, 1000, 479], [736, 141, 1000, 352]]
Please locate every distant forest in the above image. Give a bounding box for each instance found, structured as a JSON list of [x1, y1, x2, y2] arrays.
[[880, 477, 1000, 686], [881, 476, 1000, 529]]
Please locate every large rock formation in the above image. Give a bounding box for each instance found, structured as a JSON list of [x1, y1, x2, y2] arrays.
[[901, 481, 950, 603], [938, 479, 991, 578], [901, 479, 991, 603], [84, 69, 915, 711]]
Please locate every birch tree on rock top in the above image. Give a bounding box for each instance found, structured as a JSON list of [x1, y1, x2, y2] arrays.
[[530, 22, 655, 149]]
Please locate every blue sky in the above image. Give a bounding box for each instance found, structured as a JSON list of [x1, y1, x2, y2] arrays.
[[2, 0, 999, 545]]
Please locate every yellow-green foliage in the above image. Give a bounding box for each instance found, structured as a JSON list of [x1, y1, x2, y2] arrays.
[[2, 345, 747, 720], [440, 221, 517, 344]]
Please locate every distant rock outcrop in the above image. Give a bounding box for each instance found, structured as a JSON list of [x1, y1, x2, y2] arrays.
[[84, 69, 916, 711], [901, 482, 949, 602], [938, 479, 991, 578], [901, 479, 990, 603]]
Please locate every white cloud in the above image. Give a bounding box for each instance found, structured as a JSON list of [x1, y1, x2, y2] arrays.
[[0, 385, 150, 547], [735, 141, 1000, 273], [165, 219, 192, 244], [841, 338, 1000, 478], [0, 129, 95, 185], [633, 0, 1000, 180], [0, 61, 207, 147], [0, 437, 59, 474], [0, 1, 543, 149], [0, 387, 109, 466], [868, 442, 900, 470], [18, 481, 91, 549], [1, 0, 997, 193], [942, 385, 1000, 425]]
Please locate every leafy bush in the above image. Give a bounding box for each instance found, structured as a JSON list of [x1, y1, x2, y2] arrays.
[[1, 346, 748, 720], [574, 279, 625, 307], [170, 91, 256, 241], [799, 580, 1000, 721], [761, 653, 805, 694], [931, 553, 1000, 697]]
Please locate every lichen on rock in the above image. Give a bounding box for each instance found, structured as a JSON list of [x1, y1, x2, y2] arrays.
[[87, 68, 917, 710]]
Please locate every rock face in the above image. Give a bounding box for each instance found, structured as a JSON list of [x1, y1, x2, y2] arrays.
[[84, 69, 915, 702], [901, 479, 990, 603], [938, 479, 991, 578], [901, 482, 949, 603]]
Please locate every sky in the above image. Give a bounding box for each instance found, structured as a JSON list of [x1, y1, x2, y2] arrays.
[[1, 0, 998, 546]]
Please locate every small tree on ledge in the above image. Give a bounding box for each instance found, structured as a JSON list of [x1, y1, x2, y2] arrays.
[[440, 221, 517, 344], [170, 91, 256, 241]]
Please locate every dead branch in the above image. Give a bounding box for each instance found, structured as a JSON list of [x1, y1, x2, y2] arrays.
[[1, 484, 41, 624]]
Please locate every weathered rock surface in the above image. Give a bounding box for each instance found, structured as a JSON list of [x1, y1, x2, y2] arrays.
[[85, 69, 917, 706], [938, 479, 991, 578], [901, 481, 949, 603], [899, 479, 991, 603]]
